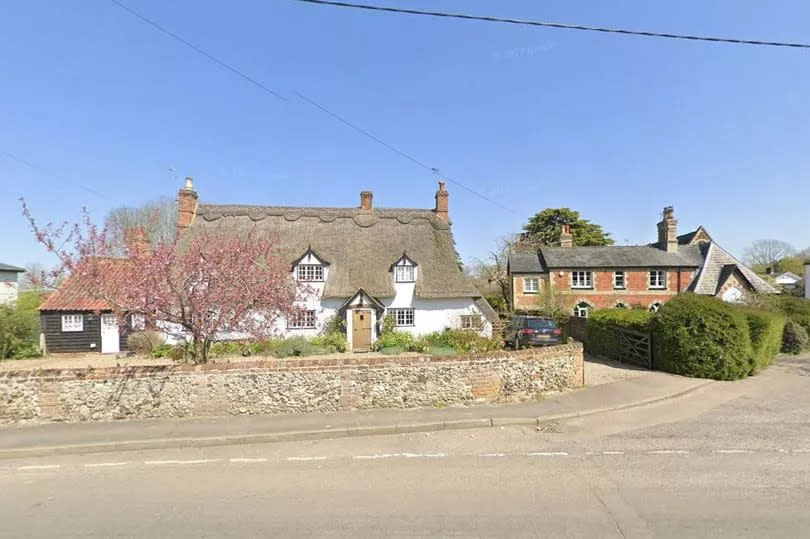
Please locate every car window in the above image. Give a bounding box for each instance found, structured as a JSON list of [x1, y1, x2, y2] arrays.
[[527, 319, 556, 329]]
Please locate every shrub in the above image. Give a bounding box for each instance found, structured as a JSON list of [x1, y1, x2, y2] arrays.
[[379, 346, 407, 355], [741, 309, 785, 373], [210, 341, 250, 357], [781, 320, 808, 354], [310, 332, 347, 353], [249, 339, 280, 357], [652, 294, 753, 380], [757, 295, 810, 335], [151, 343, 188, 362], [0, 291, 42, 359], [127, 331, 167, 356], [372, 331, 416, 352], [419, 330, 500, 354]]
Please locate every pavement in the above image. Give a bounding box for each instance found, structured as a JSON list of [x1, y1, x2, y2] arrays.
[[0, 355, 808, 537], [0, 364, 706, 458]]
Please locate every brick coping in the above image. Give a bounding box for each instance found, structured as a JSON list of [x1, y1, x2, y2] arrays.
[[0, 343, 582, 380]]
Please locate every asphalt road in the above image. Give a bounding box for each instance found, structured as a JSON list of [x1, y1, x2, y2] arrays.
[[2, 355, 809, 538]]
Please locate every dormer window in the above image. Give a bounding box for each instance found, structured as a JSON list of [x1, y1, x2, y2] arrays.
[[297, 264, 324, 282], [391, 253, 417, 283], [292, 246, 328, 282]]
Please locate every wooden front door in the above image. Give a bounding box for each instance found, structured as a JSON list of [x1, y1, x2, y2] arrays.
[[352, 310, 372, 351]]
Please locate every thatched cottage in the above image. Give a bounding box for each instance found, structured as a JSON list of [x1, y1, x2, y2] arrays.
[[178, 178, 497, 351]]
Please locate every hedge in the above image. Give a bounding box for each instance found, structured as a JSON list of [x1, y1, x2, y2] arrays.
[[652, 294, 754, 380], [781, 320, 808, 354], [759, 295, 810, 335], [584, 309, 655, 360], [740, 308, 785, 374]]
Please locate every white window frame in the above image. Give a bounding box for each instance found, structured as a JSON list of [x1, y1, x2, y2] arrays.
[[390, 308, 415, 327], [296, 264, 324, 282], [288, 310, 317, 329], [131, 313, 146, 331], [574, 302, 591, 318], [460, 314, 483, 330], [523, 277, 539, 294], [649, 270, 666, 290], [394, 265, 415, 283], [571, 271, 593, 289], [613, 271, 626, 290], [61, 314, 84, 332]]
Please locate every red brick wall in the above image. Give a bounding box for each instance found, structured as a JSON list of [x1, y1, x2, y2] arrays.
[[513, 268, 697, 311]]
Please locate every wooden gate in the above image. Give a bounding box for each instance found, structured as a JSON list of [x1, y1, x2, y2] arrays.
[[593, 324, 652, 369]]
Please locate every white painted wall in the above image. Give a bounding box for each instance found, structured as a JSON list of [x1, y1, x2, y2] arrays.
[[0, 271, 20, 305]]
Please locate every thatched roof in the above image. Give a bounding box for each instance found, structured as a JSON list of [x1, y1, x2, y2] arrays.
[[190, 204, 481, 299]]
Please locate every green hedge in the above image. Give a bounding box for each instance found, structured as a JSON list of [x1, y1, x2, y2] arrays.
[[759, 295, 810, 335], [652, 294, 754, 380], [584, 309, 654, 360], [741, 308, 785, 374]]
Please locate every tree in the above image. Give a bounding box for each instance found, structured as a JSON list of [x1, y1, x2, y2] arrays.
[[0, 291, 42, 359], [471, 234, 518, 313], [533, 285, 571, 326], [21, 200, 300, 363], [104, 197, 177, 254], [19, 262, 61, 291], [521, 208, 613, 247], [743, 240, 795, 271]]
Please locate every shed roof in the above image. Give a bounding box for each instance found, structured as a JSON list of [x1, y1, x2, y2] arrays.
[[0, 262, 25, 272], [190, 204, 480, 299], [38, 258, 130, 311]]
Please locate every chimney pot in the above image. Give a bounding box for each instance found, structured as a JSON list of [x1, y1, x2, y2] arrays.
[[360, 191, 373, 211], [184, 176, 194, 190]]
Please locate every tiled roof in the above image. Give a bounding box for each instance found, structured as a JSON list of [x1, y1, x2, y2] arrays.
[[0, 262, 24, 272], [689, 243, 778, 295], [38, 257, 131, 311], [539, 244, 705, 269], [507, 252, 545, 274]]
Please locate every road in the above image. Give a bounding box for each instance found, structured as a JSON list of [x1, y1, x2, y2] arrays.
[[1, 355, 809, 537]]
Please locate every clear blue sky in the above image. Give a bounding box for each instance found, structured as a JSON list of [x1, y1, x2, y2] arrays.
[[2, 0, 809, 270]]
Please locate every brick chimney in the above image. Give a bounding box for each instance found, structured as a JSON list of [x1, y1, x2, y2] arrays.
[[657, 206, 678, 253], [177, 176, 198, 234], [559, 223, 573, 248], [434, 181, 449, 222], [125, 226, 150, 257], [360, 190, 373, 211]]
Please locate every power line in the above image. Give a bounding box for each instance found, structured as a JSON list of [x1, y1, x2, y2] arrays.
[[295, 0, 810, 50], [1, 151, 110, 201], [108, 1, 519, 216], [108, 0, 287, 102]]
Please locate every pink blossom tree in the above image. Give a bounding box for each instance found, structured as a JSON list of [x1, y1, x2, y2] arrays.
[[21, 200, 300, 362]]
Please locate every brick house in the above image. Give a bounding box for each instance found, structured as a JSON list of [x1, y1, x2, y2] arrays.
[[508, 207, 777, 317]]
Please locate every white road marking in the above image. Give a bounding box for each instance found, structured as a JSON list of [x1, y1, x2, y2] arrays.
[[287, 456, 327, 461], [354, 453, 401, 460], [84, 462, 129, 468], [712, 449, 751, 454], [601, 451, 625, 455], [480, 453, 506, 457], [647, 450, 689, 455], [144, 459, 219, 465], [229, 458, 268, 463], [792, 449, 810, 454], [402, 453, 446, 459], [17, 464, 61, 471], [525, 452, 568, 457]]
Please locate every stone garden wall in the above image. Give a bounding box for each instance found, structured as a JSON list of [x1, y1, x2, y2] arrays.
[[0, 343, 583, 425]]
